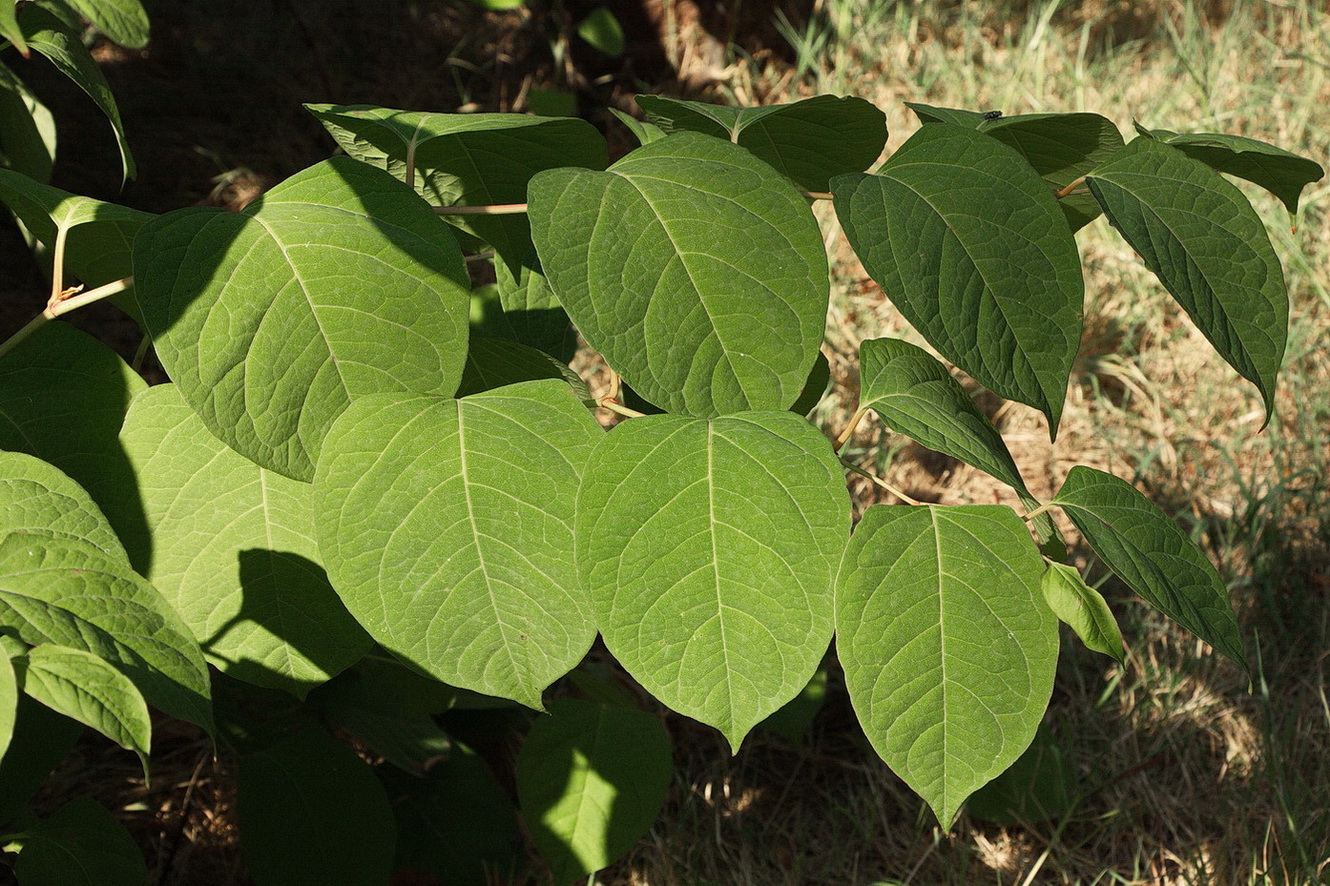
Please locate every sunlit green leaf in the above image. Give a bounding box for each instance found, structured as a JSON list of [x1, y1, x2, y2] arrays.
[[135, 156, 470, 481], [0, 646, 16, 763], [1041, 561, 1125, 663], [530, 132, 829, 417], [1051, 465, 1245, 669], [577, 411, 849, 748], [836, 504, 1058, 828], [60, 0, 150, 49], [0, 449, 128, 562], [1, 4, 29, 57]]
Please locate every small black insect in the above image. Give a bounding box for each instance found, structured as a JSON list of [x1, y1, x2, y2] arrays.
[[982, 110, 1003, 120]]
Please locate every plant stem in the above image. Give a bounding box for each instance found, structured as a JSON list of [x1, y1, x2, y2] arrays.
[[596, 398, 645, 419], [131, 335, 152, 373], [606, 370, 622, 403], [0, 276, 134, 361], [841, 457, 922, 506], [833, 405, 867, 452], [1054, 175, 1087, 199], [804, 191, 833, 201], [434, 203, 530, 216], [1024, 502, 1054, 522]]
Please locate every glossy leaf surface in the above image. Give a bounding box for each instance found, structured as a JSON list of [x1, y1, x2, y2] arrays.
[[1040, 562, 1125, 663], [237, 727, 396, 886], [833, 124, 1083, 435], [115, 385, 371, 698], [18, 644, 151, 777], [836, 504, 1058, 827], [517, 699, 673, 885], [530, 132, 829, 417], [636, 93, 887, 190], [135, 156, 470, 481], [577, 411, 849, 748], [1051, 466, 1245, 668], [1086, 137, 1287, 418], [315, 381, 603, 708]]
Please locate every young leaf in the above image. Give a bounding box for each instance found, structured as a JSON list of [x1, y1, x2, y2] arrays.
[[237, 726, 396, 886], [111, 385, 372, 698], [134, 156, 471, 481], [0, 533, 212, 732], [1086, 137, 1287, 420], [636, 94, 887, 191], [59, 0, 150, 49], [0, 450, 130, 562], [858, 337, 1031, 498], [0, 645, 16, 763], [517, 699, 673, 886], [305, 103, 607, 265], [577, 5, 625, 56], [1051, 465, 1246, 669], [17, 644, 152, 778], [0, 63, 55, 182], [836, 504, 1058, 828], [576, 412, 850, 749], [833, 124, 1083, 437], [981, 112, 1124, 231], [1040, 562, 1125, 664], [610, 107, 666, 146], [14, 797, 148, 886], [0, 168, 151, 287], [18, 4, 134, 180], [530, 132, 830, 417], [1134, 123, 1325, 215], [314, 381, 604, 709]]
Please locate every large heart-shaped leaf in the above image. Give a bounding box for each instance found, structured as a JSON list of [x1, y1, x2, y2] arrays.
[[530, 132, 829, 417], [1051, 465, 1245, 669], [833, 124, 1083, 436], [17, 644, 152, 777], [1134, 123, 1324, 215], [135, 156, 471, 481], [836, 504, 1058, 828], [305, 103, 607, 265], [18, 4, 133, 180], [576, 411, 849, 748], [1086, 137, 1287, 419], [111, 385, 372, 698], [314, 380, 604, 708], [635, 94, 887, 191], [517, 698, 673, 885]]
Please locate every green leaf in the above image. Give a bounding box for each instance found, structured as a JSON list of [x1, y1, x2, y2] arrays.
[[0, 533, 212, 732], [307, 665, 452, 775], [905, 102, 989, 128], [314, 380, 604, 709], [609, 108, 666, 146], [982, 112, 1124, 232], [1051, 465, 1245, 669], [458, 336, 590, 401], [0, 168, 151, 287], [112, 385, 372, 698], [305, 103, 607, 265], [577, 5, 624, 56], [636, 94, 887, 191], [858, 337, 1030, 498], [14, 797, 147, 886], [382, 742, 522, 884], [758, 665, 828, 746], [17, 644, 151, 777], [236, 726, 396, 886], [789, 349, 830, 417], [0, 63, 55, 182], [0, 324, 148, 550], [0, 450, 129, 562], [489, 254, 581, 361], [134, 156, 471, 481], [0, 645, 16, 763], [833, 124, 1083, 436], [835, 504, 1058, 828], [1040, 562, 1125, 664], [517, 698, 673, 885], [1, 3, 30, 57], [18, 4, 134, 180], [530, 132, 830, 417], [577, 411, 849, 749], [1086, 137, 1288, 420], [59, 0, 149, 49], [0, 695, 83, 825], [966, 724, 1076, 824], [1135, 123, 1325, 215]]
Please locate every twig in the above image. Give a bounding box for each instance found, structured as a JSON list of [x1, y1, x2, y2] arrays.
[[840, 457, 922, 506]]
